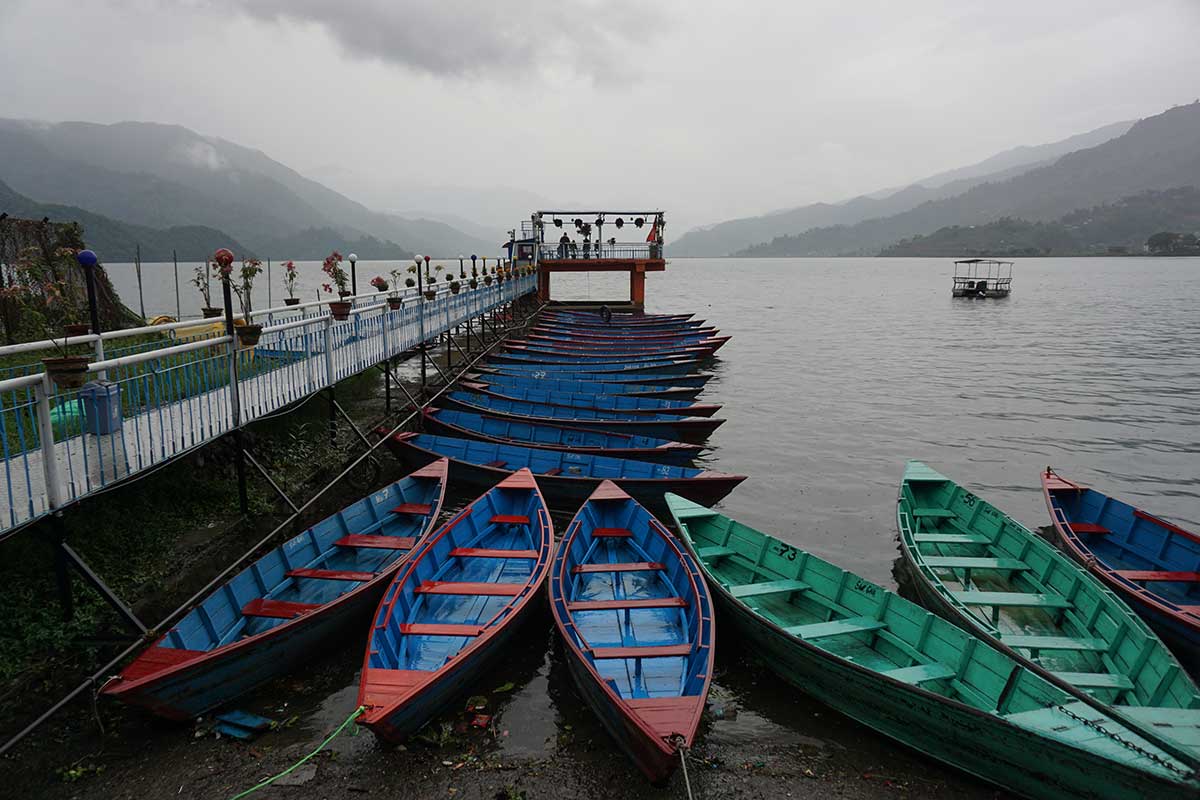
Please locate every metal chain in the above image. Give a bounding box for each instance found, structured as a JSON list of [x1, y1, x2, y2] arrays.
[[1054, 704, 1191, 778]]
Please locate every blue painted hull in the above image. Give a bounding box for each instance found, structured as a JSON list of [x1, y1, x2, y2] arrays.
[[478, 366, 711, 389], [483, 358, 703, 376], [464, 372, 703, 401]]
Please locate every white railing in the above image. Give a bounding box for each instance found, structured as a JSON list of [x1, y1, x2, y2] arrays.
[[0, 274, 536, 536]]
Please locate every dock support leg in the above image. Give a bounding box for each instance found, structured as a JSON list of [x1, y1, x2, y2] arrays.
[[51, 516, 73, 622], [234, 429, 249, 516], [384, 358, 391, 412], [327, 386, 337, 443]]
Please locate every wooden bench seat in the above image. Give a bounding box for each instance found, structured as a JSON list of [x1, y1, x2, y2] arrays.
[[884, 663, 956, 685], [590, 644, 693, 659], [1003, 634, 1108, 652], [335, 534, 415, 550], [390, 503, 432, 515], [568, 597, 687, 611], [728, 579, 810, 600], [573, 562, 664, 574], [785, 615, 886, 640], [911, 508, 958, 519], [696, 546, 737, 560], [1066, 522, 1111, 534], [242, 598, 321, 619], [953, 591, 1072, 609], [593, 527, 633, 538], [913, 533, 991, 545], [1051, 671, 1134, 692], [450, 547, 539, 559], [398, 623, 484, 637], [286, 568, 375, 582], [414, 581, 525, 596], [490, 514, 530, 525], [924, 556, 1029, 571]]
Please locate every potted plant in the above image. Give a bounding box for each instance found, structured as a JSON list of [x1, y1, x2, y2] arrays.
[[386, 269, 405, 309], [64, 323, 90, 336], [370, 275, 388, 293], [468, 276, 478, 289], [483, 272, 493, 286], [42, 331, 91, 390], [321, 251, 352, 319], [215, 253, 265, 346], [193, 263, 222, 318], [423, 274, 438, 301], [449, 279, 461, 294], [282, 260, 301, 305]]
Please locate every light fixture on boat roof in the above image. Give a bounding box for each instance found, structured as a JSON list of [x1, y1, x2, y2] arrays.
[[553, 218, 563, 227], [634, 217, 645, 228], [574, 218, 583, 229], [614, 218, 624, 228]]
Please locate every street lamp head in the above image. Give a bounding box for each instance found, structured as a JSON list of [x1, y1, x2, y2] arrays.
[[348, 253, 358, 264], [76, 249, 98, 267], [470, 254, 477, 263], [414, 255, 423, 267], [423, 255, 431, 265], [213, 248, 235, 268]]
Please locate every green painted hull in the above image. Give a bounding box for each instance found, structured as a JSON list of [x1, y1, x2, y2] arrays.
[[666, 494, 1199, 800]]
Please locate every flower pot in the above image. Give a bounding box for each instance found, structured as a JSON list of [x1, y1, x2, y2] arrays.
[[329, 301, 352, 321], [450, 285, 460, 294], [42, 355, 91, 390], [64, 323, 90, 337], [423, 291, 437, 301], [468, 280, 478, 289], [338, 291, 352, 299], [387, 297, 403, 310], [375, 286, 388, 293], [484, 276, 493, 286], [284, 297, 300, 306], [235, 323, 263, 347], [202, 307, 223, 319]]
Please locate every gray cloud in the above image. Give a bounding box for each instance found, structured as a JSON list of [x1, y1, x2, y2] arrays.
[[213, 0, 663, 81]]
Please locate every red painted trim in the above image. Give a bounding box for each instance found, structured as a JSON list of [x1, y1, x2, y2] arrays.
[[241, 598, 321, 619], [335, 534, 416, 549], [449, 547, 540, 559]]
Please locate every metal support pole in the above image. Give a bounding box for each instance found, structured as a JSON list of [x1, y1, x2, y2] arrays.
[[384, 359, 391, 412], [267, 258, 272, 309], [35, 379, 62, 511], [221, 276, 248, 516], [173, 249, 181, 321], [243, 448, 299, 513], [417, 261, 426, 397], [79, 254, 105, 373], [327, 386, 337, 443], [58, 540, 148, 634], [51, 517, 73, 622], [134, 243, 146, 323]]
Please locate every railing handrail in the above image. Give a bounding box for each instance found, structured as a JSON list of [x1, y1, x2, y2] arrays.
[[88, 335, 234, 373]]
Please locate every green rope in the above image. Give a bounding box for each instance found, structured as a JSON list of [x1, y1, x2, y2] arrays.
[[228, 705, 365, 799]]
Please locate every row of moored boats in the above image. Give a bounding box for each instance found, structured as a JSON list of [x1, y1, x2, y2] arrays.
[[99, 309, 1200, 798]]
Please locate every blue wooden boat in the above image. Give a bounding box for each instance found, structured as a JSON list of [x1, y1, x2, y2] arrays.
[[358, 469, 553, 742], [460, 381, 721, 418], [1043, 468, 1200, 668], [478, 366, 711, 389], [549, 481, 714, 783], [504, 341, 720, 360], [489, 351, 707, 370], [463, 372, 704, 401], [383, 433, 745, 513], [482, 357, 703, 377], [526, 332, 727, 350], [530, 325, 720, 343], [422, 408, 703, 465], [441, 391, 724, 444], [541, 310, 698, 326], [101, 460, 450, 720]]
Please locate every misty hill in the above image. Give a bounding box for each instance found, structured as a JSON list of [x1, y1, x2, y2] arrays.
[[878, 187, 1200, 257], [0, 178, 251, 261], [0, 119, 494, 257], [671, 120, 1133, 256], [735, 103, 1200, 257]]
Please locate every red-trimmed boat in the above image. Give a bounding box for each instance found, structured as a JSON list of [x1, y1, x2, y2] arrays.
[[549, 481, 714, 783], [1043, 468, 1200, 667], [358, 469, 553, 742], [101, 460, 449, 719]]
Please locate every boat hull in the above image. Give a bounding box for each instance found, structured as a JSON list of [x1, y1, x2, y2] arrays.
[[709, 581, 1193, 800]]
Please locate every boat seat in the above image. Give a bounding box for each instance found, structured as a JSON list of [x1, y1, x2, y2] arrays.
[[784, 615, 886, 640], [1003, 635, 1108, 652], [913, 533, 991, 545], [952, 591, 1072, 609], [593, 527, 633, 538], [543, 468, 564, 476], [391, 503, 432, 515], [673, 507, 719, 520], [728, 579, 810, 600], [241, 598, 321, 619], [414, 581, 525, 596], [911, 508, 958, 519], [590, 644, 692, 659], [1115, 570, 1200, 583], [450, 547, 539, 559], [573, 562, 664, 574], [490, 514, 530, 525], [696, 546, 736, 560], [1051, 671, 1135, 692], [335, 534, 416, 550], [568, 597, 687, 611], [923, 556, 1029, 571], [398, 623, 484, 637], [286, 568, 375, 582], [884, 663, 956, 685], [1066, 522, 1111, 535]]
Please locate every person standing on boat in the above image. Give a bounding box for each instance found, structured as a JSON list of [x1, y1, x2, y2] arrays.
[[558, 232, 570, 258]]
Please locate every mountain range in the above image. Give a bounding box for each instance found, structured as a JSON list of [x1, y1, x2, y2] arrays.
[[0, 119, 496, 260], [735, 102, 1200, 257], [671, 120, 1135, 256]]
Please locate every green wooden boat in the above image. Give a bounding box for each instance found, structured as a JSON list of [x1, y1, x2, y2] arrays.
[[666, 493, 1200, 799], [896, 464, 1200, 755]]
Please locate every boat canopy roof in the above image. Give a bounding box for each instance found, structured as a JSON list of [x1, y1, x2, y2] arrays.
[[954, 258, 1014, 266]]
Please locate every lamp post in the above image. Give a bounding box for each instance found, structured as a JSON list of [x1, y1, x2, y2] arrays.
[[458, 254, 465, 278], [348, 252, 358, 295], [75, 249, 104, 371]]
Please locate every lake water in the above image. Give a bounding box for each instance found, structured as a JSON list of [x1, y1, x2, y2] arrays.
[[106, 255, 1200, 587]]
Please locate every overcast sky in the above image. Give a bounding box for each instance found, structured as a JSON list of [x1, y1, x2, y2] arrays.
[[2, 0, 1198, 233]]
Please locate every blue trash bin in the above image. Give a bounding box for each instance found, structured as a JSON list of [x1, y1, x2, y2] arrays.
[[79, 380, 122, 435]]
